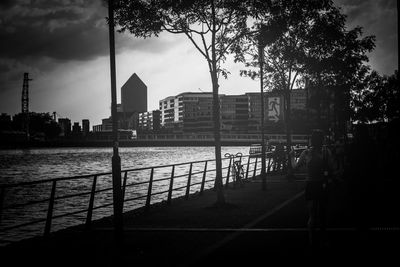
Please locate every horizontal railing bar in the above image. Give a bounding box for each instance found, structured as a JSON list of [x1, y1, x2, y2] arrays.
[[0, 156, 239, 189], [150, 190, 169, 197], [173, 186, 188, 192], [122, 156, 235, 172], [152, 177, 173, 183], [93, 187, 114, 194], [123, 195, 147, 203], [125, 180, 149, 187], [91, 202, 114, 211]]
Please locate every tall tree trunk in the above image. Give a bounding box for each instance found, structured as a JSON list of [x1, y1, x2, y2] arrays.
[[285, 88, 292, 171], [210, 0, 225, 205], [285, 68, 292, 172]]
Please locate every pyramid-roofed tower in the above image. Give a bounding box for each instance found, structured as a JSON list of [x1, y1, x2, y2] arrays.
[[121, 73, 147, 113]]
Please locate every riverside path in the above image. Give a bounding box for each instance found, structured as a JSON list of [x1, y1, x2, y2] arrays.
[[0, 174, 398, 266]]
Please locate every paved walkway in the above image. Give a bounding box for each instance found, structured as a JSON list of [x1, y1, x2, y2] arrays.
[[1, 175, 399, 266]]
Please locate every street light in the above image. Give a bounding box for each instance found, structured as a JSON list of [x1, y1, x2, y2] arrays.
[[258, 25, 268, 191], [108, 0, 124, 242]]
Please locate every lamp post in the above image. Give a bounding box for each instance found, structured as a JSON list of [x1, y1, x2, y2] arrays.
[[108, 0, 123, 242], [258, 27, 267, 191]]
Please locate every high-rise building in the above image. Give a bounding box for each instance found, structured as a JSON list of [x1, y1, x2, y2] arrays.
[[121, 73, 147, 113], [72, 122, 82, 134], [58, 118, 71, 137], [82, 119, 90, 136]]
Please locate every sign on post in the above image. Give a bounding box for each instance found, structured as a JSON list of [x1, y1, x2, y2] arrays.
[[268, 97, 281, 122]]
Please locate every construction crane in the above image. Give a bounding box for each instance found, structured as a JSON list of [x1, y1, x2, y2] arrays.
[[21, 73, 32, 114], [21, 73, 32, 140]]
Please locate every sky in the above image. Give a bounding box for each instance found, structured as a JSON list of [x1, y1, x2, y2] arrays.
[[0, 0, 398, 126]]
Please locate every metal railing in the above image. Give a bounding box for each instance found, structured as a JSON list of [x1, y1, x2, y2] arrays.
[[0, 153, 275, 243]]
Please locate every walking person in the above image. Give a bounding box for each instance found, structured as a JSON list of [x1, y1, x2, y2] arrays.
[[291, 129, 335, 247]]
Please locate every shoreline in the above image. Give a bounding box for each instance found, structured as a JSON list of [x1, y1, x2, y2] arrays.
[[0, 139, 263, 149]]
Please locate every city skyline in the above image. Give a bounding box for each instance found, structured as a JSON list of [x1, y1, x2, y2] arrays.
[[0, 0, 397, 126]]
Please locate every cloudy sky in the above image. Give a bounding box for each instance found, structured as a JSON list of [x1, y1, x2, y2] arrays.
[[0, 0, 397, 126]]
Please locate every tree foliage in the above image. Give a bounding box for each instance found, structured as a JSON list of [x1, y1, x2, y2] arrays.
[[352, 70, 399, 123], [236, 0, 375, 139], [12, 112, 61, 139]]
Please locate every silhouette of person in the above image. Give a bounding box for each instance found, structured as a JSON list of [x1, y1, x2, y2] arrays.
[[293, 129, 335, 247]]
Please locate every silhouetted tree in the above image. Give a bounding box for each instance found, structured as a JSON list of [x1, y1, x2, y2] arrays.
[[12, 112, 61, 139], [236, 0, 344, 169], [353, 70, 399, 123], [114, 0, 269, 205], [237, 0, 375, 143]]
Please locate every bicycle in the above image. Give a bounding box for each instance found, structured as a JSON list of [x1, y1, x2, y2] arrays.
[[225, 152, 245, 188]]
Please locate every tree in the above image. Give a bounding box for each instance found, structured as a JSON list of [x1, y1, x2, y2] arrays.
[[352, 70, 399, 123], [237, 0, 375, 143], [12, 112, 61, 139], [114, 0, 268, 205], [237, 0, 341, 169]]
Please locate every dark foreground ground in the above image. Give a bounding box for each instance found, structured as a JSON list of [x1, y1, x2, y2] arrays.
[[1, 174, 399, 266]]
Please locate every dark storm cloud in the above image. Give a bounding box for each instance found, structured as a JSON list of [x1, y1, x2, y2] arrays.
[[334, 0, 397, 75], [0, 0, 143, 61], [0, 0, 177, 89]]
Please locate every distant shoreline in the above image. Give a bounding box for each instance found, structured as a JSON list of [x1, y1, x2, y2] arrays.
[[0, 139, 258, 149]]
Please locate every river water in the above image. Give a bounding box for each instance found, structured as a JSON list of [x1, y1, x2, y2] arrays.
[[0, 146, 254, 244]]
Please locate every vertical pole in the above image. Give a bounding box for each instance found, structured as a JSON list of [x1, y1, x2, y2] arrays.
[[200, 161, 208, 195], [146, 168, 154, 209], [259, 39, 267, 190], [185, 163, 193, 200], [225, 157, 232, 188], [122, 171, 128, 205], [267, 157, 272, 173], [245, 157, 251, 180], [253, 157, 258, 179], [44, 180, 57, 236], [86, 175, 98, 229], [167, 165, 175, 204], [108, 0, 123, 240]]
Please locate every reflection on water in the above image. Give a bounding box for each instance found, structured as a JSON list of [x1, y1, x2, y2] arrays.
[[0, 146, 249, 183], [0, 146, 252, 244]]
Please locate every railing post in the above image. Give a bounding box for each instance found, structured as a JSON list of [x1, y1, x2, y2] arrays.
[[167, 165, 175, 204], [267, 157, 272, 173], [122, 171, 128, 205], [225, 157, 232, 188], [44, 180, 57, 236], [0, 187, 5, 224], [245, 157, 251, 180], [86, 175, 98, 230], [145, 168, 154, 210], [185, 163, 193, 200], [253, 157, 258, 179], [200, 161, 208, 195]]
